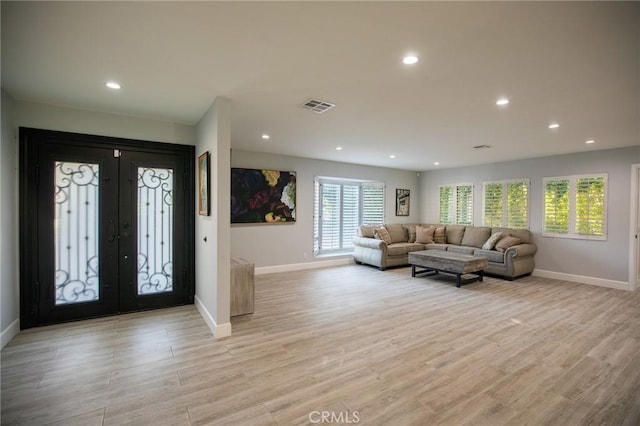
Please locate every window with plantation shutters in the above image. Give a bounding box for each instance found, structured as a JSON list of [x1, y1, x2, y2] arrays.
[[313, 178, 385, 255], [439, 183, 473, 225], [483, 179, 529, 229], [543, 174, 607, 240]]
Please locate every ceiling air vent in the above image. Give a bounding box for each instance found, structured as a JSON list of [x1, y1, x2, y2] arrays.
[[300, 99, 335, 114], [473, 145, 492, 150]]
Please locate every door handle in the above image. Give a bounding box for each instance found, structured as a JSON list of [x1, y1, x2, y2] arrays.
[[122, 222, 129, 239]]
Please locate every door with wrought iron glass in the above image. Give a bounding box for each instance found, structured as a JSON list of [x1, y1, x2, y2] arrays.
[[20, 128, 195, 328]]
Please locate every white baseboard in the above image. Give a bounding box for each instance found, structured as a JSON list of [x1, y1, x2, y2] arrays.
[[255, 257, 353, 275], [533, 269, 630, 291], [1, 319, 20, 349], [194, 295, 232, 339]]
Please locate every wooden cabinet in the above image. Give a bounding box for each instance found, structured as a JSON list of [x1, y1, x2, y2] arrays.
[[230, 257, 255, 316]]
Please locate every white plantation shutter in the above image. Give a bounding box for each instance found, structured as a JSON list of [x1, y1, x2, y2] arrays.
[[576, 176, 606, 237], [439, 186, 454, 224], [544, 178, 570, 234], [313, 180, 320, 254], [483, 180, 529, 228], [456, 185, 473, 225], [314, 178, 385, 254], [483, 183, 503, 227], [543, 174, 607, 240], [506, 181, 529, 229], [320, 183, 341, 251], [362, 183, 384, 224], [440, 184, 472, 225], [341, 185, 360, 249]]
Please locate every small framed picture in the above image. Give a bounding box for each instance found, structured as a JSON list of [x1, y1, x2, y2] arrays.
[[198, 152, 210, 216], [396, 188, 410, 216]]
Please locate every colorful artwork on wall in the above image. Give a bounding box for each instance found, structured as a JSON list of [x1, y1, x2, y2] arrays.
[[231, 168, 296, 224]]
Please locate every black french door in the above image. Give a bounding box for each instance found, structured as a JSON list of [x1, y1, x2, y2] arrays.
[[20, 128, 195, 328]]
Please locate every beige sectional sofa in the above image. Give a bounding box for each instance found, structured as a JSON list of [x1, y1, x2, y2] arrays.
[[352, 223, 537, 280]]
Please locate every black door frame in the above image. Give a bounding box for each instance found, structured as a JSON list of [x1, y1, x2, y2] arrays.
[[19, 128, 196, 329]]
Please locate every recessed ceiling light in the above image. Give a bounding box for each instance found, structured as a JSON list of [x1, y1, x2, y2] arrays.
[[402, 55, 418, 65], [434, 162, 440, 166], [105, 81, 121, 90], [389, 154, 396, 159], [585, 140, 595, 144], [496, 98, 509, 106], [336, 146, 343, 151], [261, 134, 270, 140], [548, 123, 560, 129]]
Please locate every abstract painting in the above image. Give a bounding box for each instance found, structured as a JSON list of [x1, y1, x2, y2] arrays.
[[231, 168, 296, 223]]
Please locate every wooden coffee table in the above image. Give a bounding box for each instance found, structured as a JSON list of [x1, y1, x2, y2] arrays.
[[408, 250, 488, 288]]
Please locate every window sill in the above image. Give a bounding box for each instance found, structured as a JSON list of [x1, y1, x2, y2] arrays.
[[314, 251, 354, 259], [541, 233, 606, 241]]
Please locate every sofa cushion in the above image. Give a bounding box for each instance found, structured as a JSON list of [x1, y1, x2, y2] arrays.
[[358, 225, 379, 238], [461, 226, 491, 248], [434, 226, 447, 244], [446, 225, 466, 245], [416, 225, 436, 244], [496, 235, 522, 252], [448, 246, 476, 255], [474, 249, 505, 263], [386, 223, 407, 243], [482, 232, 504, 250], [492, 227, 532, 244], [387, 243, 424, 256], [403, 224, 417, 243], [374, 227, 392, 244], [425, 243, 448, 251]]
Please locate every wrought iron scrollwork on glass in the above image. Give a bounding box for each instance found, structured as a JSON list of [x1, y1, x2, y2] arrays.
[[137, 167, 174, 295], [54, 162, 100, 305]]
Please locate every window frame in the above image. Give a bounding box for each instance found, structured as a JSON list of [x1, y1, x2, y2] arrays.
[[439, 183, 473, 225], [313, 177, 385, 255], [482, 179, 530, 229], [542, 173, 608, 240]]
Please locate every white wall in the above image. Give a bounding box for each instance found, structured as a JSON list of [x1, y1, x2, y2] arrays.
[[14, 100, 195, 145], [1, 90, 20, 349], [231, 150, 420, 268], [195, 97, 231, 338], [418, 146, 640, 284]]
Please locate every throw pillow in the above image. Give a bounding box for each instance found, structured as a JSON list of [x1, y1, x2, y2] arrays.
[[434, 226, 446, 244], [482, 232, 504, 250], [415, 225, 436, 244], [461, 226, 491, 248], [358, 225, 377, 238], [445, 225, 466, 245], [386, 223, 408, 244], [495, 235, 522, 252], [374, 227, 392, 244], [404, 225, 417, 243]]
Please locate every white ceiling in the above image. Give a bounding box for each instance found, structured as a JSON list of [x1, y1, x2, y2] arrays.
[[2, 1, 639, 171]]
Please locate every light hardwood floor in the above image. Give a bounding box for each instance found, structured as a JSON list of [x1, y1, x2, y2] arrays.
[[2, 265, 640, 425]]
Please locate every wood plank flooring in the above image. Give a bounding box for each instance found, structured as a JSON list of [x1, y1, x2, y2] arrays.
[[2, 265, 640, 425]]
